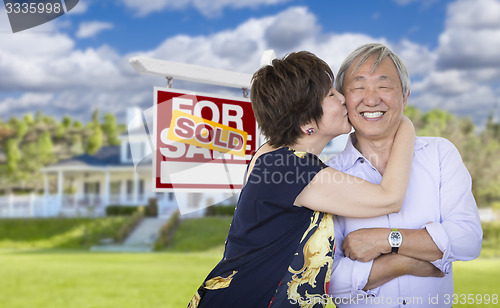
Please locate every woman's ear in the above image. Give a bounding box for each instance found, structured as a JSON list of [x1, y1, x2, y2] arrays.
[[301, 125, 315, 136]]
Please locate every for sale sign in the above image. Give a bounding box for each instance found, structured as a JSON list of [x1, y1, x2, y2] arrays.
[[154, 87, 258, 192]]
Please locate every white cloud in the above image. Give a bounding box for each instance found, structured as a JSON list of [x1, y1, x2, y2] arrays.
[[1, 3, 500, 127], [391, 39, 436, 78], [403, 0, 500, 124], [437, 0, 500, 70], [446, 0, 500, 30], [0, 93, 54, 114], [76, 21, 113, 38], [264, 7, 319, 52], [120, 0, 291, 17]]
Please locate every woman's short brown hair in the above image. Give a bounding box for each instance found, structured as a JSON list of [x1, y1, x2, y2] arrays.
[[250, 51, 334, 147]]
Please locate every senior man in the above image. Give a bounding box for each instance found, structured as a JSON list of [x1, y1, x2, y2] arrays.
[[327, 43, 482, 307]]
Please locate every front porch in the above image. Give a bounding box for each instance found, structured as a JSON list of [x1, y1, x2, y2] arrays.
[[0, 192, 177, 218]]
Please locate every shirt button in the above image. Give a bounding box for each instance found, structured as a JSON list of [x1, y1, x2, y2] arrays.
[[403, 300, 407, 305], [359, 159, 365, 164]]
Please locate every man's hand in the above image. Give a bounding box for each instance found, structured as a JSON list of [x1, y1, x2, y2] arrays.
[[342, 228, 391, 262]]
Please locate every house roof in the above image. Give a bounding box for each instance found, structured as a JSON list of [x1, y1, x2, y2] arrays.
[[44, 146, 135, 170], [41, 144, 154, 175]]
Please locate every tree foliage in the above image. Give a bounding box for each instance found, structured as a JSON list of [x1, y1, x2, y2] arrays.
[[0, 110, 125, 193], [405, 105, 500, 207]]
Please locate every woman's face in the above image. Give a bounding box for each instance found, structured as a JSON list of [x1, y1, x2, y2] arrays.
[[315, 87, 351, 137]]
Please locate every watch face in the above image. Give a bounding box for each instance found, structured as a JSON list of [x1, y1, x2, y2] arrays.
[[390, 231, 402, 246]]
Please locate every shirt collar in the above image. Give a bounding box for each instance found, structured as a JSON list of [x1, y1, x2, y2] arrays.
[[329, 133, 428, 172]]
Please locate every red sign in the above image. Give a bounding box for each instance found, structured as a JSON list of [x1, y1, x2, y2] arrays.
[[154, 88, 258, 192]]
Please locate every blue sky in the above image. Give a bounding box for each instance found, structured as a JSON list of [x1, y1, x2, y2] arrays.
[[1, 0, 499, 126]]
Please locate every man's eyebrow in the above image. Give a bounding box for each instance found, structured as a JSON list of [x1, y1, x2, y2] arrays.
[[352, 76, 366, 81], [351, 75, 393, 82]]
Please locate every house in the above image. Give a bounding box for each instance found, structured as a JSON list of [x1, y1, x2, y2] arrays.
[[38, 128, 178, 217], [37, 108, 237, 218]]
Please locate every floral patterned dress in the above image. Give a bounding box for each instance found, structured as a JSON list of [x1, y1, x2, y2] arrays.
[[188, 147, 335, 308]]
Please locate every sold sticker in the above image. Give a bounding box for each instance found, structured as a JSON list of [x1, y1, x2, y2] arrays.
[[167, 110, 247, 157]]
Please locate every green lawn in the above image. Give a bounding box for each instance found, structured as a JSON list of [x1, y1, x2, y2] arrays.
[[1, 217, 499, 307], [0, 250, 221, 308], [0, 250, 498, 308]]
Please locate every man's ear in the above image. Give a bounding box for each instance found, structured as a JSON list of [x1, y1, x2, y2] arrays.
[[403, 90, 410, 111]]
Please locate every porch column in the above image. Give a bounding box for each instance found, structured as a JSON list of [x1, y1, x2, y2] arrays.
[[104, 170, 110, 206], [43, 174, 49, 216], [44, 173, 49, 196], [133, 170, 138, 204]]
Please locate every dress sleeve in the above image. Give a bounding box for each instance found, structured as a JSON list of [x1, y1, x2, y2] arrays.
[[246, 149, 327, 209]]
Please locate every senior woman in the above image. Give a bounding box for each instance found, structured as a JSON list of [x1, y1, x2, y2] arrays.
[[188, 51, 415, 308]]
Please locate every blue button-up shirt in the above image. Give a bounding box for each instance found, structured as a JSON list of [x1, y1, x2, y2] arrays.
[[326, 135, 482, 308]]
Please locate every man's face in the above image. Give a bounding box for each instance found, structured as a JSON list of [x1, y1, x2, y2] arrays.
[[342, 56, 408, 141]]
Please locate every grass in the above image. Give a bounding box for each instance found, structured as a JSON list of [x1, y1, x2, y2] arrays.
[[0, 250, 222, 308], [164, 216, 232, 252], [0, 217, 130, 249], [1, 217, 499, 307], [0, 250, 498, 308]]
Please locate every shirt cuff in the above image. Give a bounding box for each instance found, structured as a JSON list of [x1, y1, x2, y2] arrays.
[[351, 259, 379, 297], [423, 222, 452, 274]]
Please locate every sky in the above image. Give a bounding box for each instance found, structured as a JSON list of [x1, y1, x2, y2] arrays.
[[1, 0, 500, 127]]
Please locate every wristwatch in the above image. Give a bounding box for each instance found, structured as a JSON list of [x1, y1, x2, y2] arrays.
[[388, 228, 402, 254]]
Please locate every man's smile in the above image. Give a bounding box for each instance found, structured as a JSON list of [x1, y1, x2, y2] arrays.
[[360, 111, 385, 119]]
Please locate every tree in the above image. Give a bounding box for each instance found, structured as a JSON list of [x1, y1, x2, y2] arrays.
[[9, 117, 28, 139], [73, 120, 83, 129], [38, 131, 55, 165], [5, 138, 21, 178], [102, 113, 120, 146], [70, 134, 84, 156], [92, 109, 100, 124], [62, 115, 72, 128], [85, 123, 102, 154]]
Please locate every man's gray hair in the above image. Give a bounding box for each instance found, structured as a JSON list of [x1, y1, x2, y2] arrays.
[[335, 43, 411, 97]]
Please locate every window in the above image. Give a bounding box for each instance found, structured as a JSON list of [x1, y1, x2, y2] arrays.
[[84, 182, 100, 194]]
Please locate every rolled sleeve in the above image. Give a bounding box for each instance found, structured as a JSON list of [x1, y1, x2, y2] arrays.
[[329, 257, 378, 298], [423, 222, 452, 273]]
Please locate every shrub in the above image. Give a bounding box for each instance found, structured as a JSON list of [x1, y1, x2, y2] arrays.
[[145, 198, 158, 217], [106, 205, 141, 216], [114, 206, 145, 243], [154, 211, 180, 251], [205, 205, 236, 217], [480, 221, 500, 257], [0, 217, 129, 249]]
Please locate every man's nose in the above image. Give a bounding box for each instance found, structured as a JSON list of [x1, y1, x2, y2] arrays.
[[362, 88, 380, 106]]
